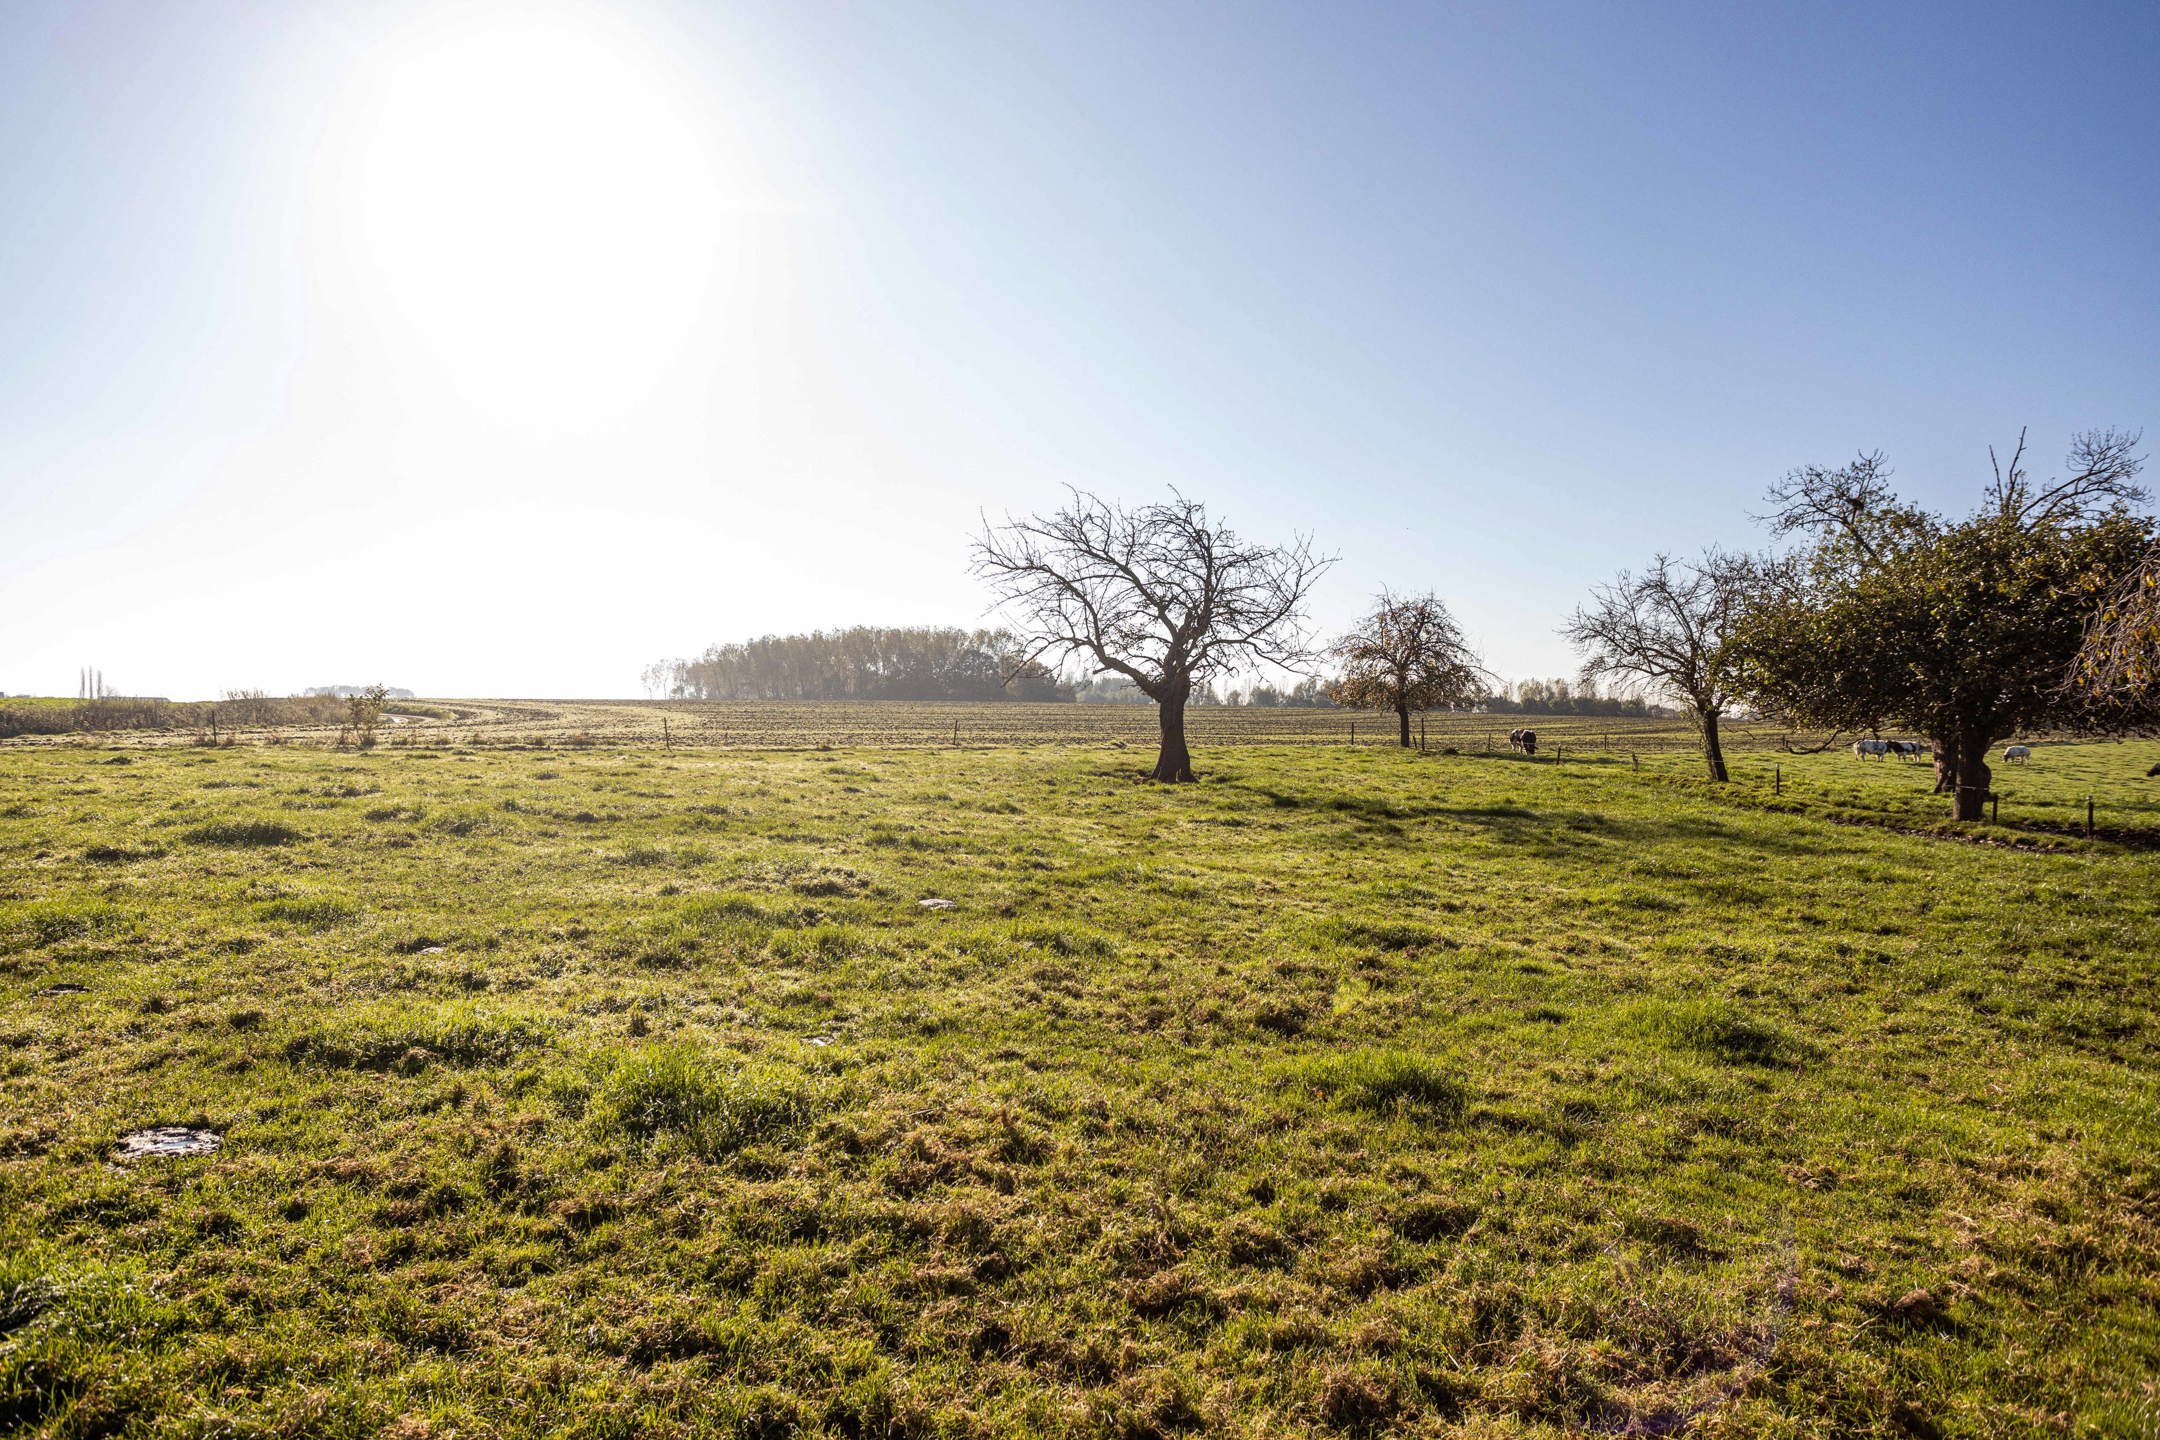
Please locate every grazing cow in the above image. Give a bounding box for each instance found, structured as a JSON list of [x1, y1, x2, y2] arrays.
[[2002, 744, 2032, 764], [1886, 740, 1927, 761], [1508, 728, 1538, 756], [1853, 739, 1889, 760], [2147, 762, 2160, 778]]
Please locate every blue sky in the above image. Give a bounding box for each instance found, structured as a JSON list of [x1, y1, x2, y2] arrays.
[[2, 0, 2155, 698]]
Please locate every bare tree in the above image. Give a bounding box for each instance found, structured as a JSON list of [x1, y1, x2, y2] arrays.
[[972, 489, 1330, 781], [1985, 427, 2145, 527], [1563, 552, 1751, 781], [1762, 451, 1911, 566], [2075, 543, 2160, 707], [1327, 591, 1485, 746], [1767, 429, 2145, 559]]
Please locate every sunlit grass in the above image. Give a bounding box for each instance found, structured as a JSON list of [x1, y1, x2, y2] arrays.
[[1, 738, 2155, 1435]]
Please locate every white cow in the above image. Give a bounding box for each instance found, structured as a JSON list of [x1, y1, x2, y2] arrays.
[[2002, 744, 2032, 764], [1853, 739, 1889, 760]]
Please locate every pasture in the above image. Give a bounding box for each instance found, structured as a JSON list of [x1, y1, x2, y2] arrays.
[[2, 731, 2157, 1437], [0, 698, 1724, 755]]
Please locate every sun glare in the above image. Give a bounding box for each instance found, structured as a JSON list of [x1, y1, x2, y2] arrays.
[[339, 5, 737, 430]]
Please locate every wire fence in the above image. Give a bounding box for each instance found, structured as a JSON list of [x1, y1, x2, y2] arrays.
[[339, 702, 1795, 756]]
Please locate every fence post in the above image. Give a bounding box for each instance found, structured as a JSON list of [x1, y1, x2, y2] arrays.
[[1775, 765, 1781, 795], [1420, 715, 1427, 751], [663, 717, 671, 751], [1632, 752, 1638, 770], [1991, 792, 1998, 824], [1350, 721, 1356, 745], [2087, 796, 2095, 839]]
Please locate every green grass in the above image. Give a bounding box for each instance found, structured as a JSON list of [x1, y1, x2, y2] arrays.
[[1, 738, 2157, 1437]]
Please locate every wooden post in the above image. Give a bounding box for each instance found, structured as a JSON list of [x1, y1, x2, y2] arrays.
[[2087, 796, 2095, 838], [1775, 766, 1781, 795], [1419, 715, 1427, 751], [662, 717, 671, 751], [1632, 752, 1638, 770], [1990, 792, 1998, 824], [1350, 721, 1356, 745], [952, 719, 959, 746]]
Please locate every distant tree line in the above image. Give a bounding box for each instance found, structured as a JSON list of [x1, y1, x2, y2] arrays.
[[644, 627, 1074, 703], [1479, 678, 1658, 717], [0, 693, 351, 739], [1073, 675, 1335, 706]]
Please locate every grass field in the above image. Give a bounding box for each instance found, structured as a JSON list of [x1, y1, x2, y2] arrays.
[[0, 698, 1736, 755], [3, 732, 2157, 1437]]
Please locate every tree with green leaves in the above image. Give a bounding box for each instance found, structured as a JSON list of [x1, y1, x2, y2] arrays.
[[1563, 552, 1751, 781], [1732, 429, 2150, 820], [345, 684, 390, 748], [1327, 592, 1485, 746]]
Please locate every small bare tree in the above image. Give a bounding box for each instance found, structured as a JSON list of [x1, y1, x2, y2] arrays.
[[1327, 591, 1485, 746], [2075, 545, 2160, 708], [973, 489, 1330, 781], [1564, 552, 1751, 781]]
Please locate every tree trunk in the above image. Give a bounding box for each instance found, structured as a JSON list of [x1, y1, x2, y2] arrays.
[[1151, 695, 1195, 782], [1396, 702, 1412, 748], [1931, 734, 1958, 795], [1950, 727, 1992, 822], [1698, 707, 1729, 783]]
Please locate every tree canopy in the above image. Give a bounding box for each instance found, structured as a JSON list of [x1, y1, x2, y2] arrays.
[[1733, 430, 2151, 818], [1563, 552, 1750, 781], [1327, 592, 1484, 746], [972, 489, 1329, 780]]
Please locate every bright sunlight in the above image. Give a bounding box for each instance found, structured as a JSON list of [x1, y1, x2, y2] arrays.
[[335, 3, 739, 431]]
